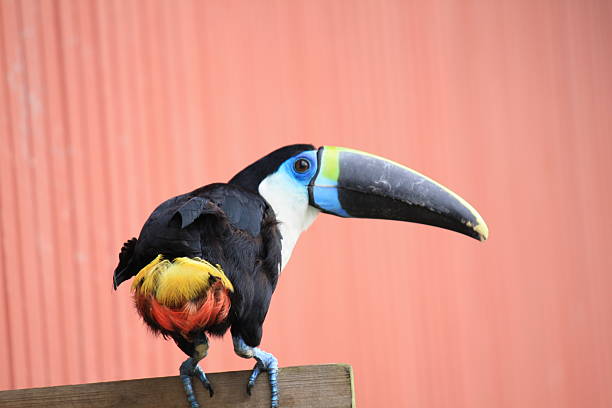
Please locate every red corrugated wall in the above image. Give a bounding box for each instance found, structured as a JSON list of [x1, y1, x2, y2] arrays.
[[2, 1, 612, 407]]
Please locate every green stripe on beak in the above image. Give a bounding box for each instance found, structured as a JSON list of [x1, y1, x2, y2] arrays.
[[309, 146, 489, 241]]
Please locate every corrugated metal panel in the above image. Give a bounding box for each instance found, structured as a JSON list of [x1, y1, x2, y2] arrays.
[[1, 1, 612, 407]]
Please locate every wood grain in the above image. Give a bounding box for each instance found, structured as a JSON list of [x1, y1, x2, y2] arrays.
[[0, 364, 354, 408]]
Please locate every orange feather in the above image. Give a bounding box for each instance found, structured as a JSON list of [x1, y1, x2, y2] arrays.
[[141, 280, 231, 336]]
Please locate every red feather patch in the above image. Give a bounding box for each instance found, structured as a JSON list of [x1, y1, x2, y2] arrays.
[[134, 280, 231, 337]]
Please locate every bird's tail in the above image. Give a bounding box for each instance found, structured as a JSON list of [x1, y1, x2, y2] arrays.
[[113, 237, 138, 289], [132, 255, 234, 337]]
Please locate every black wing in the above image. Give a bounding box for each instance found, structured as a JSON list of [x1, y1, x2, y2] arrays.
[[113, 182, 282, 347]]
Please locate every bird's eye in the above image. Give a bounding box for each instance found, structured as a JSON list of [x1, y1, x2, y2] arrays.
[[294, 158, 311, 173]]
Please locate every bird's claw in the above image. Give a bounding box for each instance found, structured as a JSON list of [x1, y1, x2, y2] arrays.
[[233, 337, 279, 407], [180, 359, 214, 407], [195, 365, 214, 397], [181, 374, 201, 408], [246, 362, 262, 395], [247, 360, 279, 407]]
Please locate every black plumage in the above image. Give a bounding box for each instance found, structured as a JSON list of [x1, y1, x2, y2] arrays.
[[115, 183, 280, 347], [113, 144, 314, 352]]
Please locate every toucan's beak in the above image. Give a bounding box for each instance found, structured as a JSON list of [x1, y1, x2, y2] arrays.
[[308, 146, 489, 241]]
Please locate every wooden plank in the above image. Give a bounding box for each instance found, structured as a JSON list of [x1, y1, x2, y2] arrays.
[[0, 364, 354, 408]]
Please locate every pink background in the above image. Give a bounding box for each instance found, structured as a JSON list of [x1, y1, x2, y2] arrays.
[[1, 1, 612, 407]]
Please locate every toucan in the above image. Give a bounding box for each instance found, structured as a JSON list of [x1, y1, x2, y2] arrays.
[[113, 144, 488, 408]]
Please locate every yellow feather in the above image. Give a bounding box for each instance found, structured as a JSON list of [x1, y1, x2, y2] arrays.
[[141, 259, 171, 295], [155, 257, 234, 307], [132, 255, 234, 307], [132, 254, 164, 294], [155, 258, 210, 306]]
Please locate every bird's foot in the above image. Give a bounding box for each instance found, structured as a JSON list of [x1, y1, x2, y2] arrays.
[[180, 358, 214, 408], [246, 350, 279, 408], [195, 365, 214, 397]]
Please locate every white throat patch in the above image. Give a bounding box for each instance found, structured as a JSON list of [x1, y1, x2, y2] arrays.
[[259, 171, 320, 271]]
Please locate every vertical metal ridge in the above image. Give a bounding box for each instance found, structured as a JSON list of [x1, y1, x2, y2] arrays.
[[74, 0, 107, 382], [52, 0, 86, 383], [0, 1, 16, 390], [38, 0, 71, 385], [68, 0, 99, 382], [0, 191, 14, 389], [89, 0, 125, 381], [103, 0, 133, 380], [1, 0, 34, 388], [16, 0, 54, 387]]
